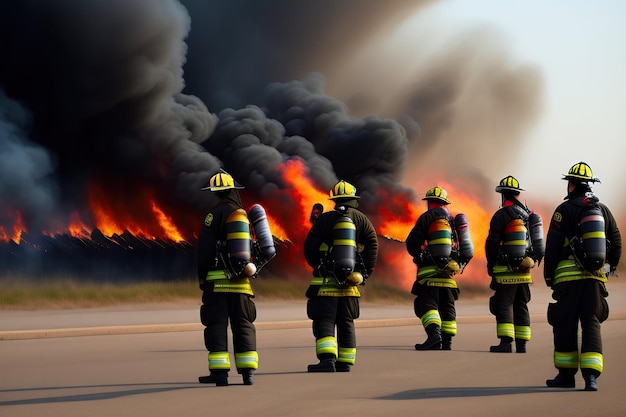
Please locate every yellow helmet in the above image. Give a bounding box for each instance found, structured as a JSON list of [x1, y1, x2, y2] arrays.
[[562, 162, 600, 183], [422, 186, 450, 204], [495, 175, 524, 194], [329, 180, 360, 200], [202, 171, 244, 191]]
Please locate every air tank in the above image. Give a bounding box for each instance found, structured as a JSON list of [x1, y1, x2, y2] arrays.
[[427, 217, 452, 268], [225, 208, 252, 276], [528, 212, 545, 260], [503, 218, 527, 260], [248, 204, 276, 259], [579, 205, 606, 270], [454, 213, 474, 261], [331, 215, 356, 281]]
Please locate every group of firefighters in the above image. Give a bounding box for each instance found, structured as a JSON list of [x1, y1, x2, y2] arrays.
[[196, 161, 621, 392]]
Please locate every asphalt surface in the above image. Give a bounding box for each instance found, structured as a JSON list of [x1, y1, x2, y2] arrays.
[[1, 281, 626, 417]]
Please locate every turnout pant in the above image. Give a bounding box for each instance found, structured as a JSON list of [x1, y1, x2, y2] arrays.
[[412, 284, 459, 337], [200, 290, 257, 371], [489, 283, 531, 340], [307, 295, 360, 364], [547, 279, 609, 378]]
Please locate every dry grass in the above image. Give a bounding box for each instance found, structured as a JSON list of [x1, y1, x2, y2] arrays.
[[0, 275, 489, 310]]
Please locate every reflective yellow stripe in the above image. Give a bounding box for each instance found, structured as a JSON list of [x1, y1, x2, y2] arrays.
[[213, 278, 253, 295], [583, 231, 605, 239], [493, 264, 533, 284], [515, 325, 531, 341], [235, 351, 259, 370], [338, 347, 356, 365], [316, 285, 360, 297], [494, 273, 532, 284], [580, 352, 603, 373], [496, 323, 515, 339], [310, 277, 326, 285], [441, 320, 457, 336], [421, 309, 441, 328], [554, 260, 607, 285], [316, 336, 338, 357], [417, 277, 458, 288], [206, 270, 229, 281], [430, 237, 451, 245], [504, 239, 526, 246], [417, 264, 440, 279], [554, 351, 579, 369], [227, 231, 251, 239], [208, 351, 230, 370]]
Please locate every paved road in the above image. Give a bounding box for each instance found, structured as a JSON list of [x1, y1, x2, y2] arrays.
[[1, 282, 626, 417]]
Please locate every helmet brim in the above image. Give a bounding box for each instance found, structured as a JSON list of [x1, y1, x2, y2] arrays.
[[495, 186, 524, 193], [422, 196, 450, 204], [201, 184, 245, 191], [329, 195, 360, 200], [562, 175, 601, 183]]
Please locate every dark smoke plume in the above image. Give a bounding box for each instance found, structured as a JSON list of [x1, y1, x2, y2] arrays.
[[0, 0, 544, 284]]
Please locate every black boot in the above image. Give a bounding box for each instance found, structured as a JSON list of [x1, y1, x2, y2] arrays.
[[198, 370, 229, 386], [441, 333, 452, 350], [335, 362, 351, 372], [546, 371, 576, 388], [583, 374, 598, 391], [415, 325, 442, 350], [240, 369, 255, 385], [515, 339, 526, 353], [490, 337, 513, 353], [307, 358, 336, 372]]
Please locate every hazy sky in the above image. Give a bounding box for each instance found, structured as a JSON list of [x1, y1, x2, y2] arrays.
[[428, 0, 626, 211]]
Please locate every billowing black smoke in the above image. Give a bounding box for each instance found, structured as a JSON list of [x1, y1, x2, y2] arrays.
[[0, 0, 542, 283], [0, 0, 221, 235], [0, 0, 430, 236]]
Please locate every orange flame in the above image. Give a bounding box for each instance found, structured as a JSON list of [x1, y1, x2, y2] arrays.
[[0, 208, 25, 243], [265, 211, 290, 242], [150, 200, 184, 242], [282, 159, 334, 222], [68, 211, 91, 238]]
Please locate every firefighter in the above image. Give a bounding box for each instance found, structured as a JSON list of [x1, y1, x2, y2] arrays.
[[544, 162, 621, 391], [485, 176, 544, 353], [406, 186, 474, 350], [197, 171, 258, 386], [310, 203, 324, 224], [304, 180, 378, 372]]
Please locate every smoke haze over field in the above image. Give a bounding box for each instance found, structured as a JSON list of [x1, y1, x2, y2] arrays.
[[4, 0, 600, 285]]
